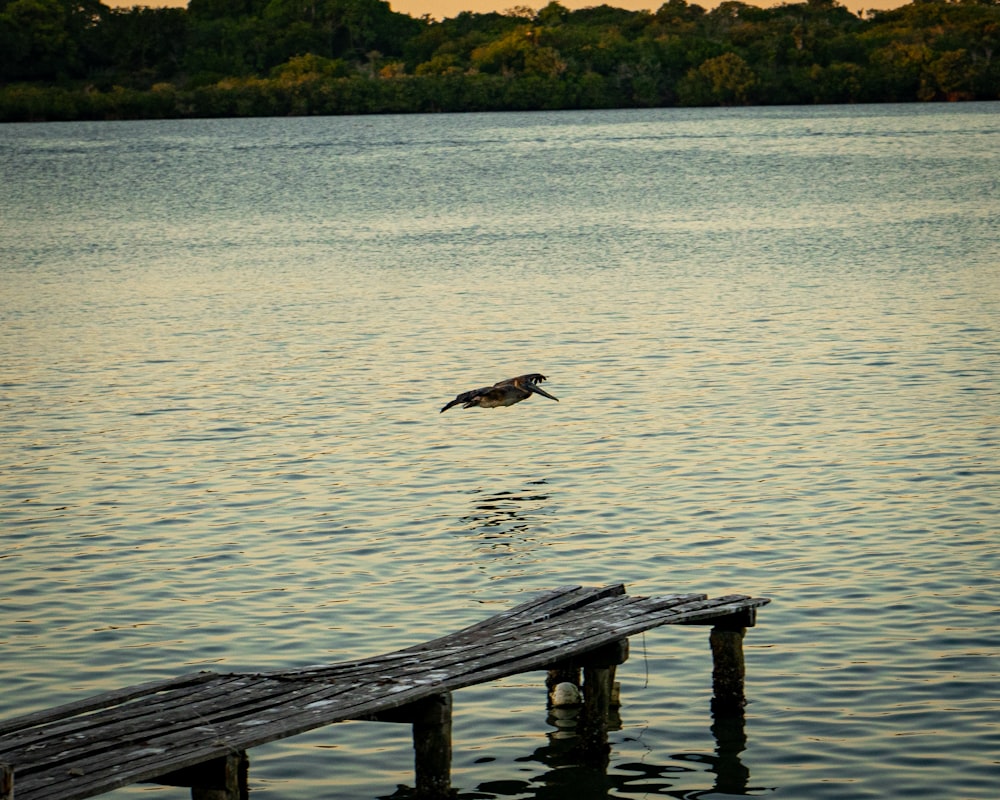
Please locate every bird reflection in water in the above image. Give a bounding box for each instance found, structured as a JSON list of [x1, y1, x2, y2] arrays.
[[462, 483, 551, 558]]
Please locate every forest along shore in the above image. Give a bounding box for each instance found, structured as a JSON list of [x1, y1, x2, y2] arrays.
[[2, 0, 997, 121]]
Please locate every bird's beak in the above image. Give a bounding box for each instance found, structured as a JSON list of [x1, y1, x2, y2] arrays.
[[529, 384, 559, 402]]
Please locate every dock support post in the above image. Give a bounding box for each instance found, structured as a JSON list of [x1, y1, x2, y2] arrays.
[[181, 752, 249, 800], [544, 639, 629, 765], [412, 692, 452, 798], [148, 752, 248, 800], [190, 752, 248, 800], [710, 623, 747, 711], [1, 762, 12, 800]]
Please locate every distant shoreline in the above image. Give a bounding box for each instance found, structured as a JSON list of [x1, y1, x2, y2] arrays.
[[3, 0, 996, 123], [1, 79, 990, 125]]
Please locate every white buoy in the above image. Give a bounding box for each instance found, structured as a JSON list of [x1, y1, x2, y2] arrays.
[[550, 681, 582, 707]]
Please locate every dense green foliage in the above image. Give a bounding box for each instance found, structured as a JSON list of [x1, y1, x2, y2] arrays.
[[1, 0, 997, 119]]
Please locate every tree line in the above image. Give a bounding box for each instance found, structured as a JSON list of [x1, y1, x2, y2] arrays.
[[1, 0, 997, 120]]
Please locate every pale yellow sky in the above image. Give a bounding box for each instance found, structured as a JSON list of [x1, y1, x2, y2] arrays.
[[106, 0, 908, 21]]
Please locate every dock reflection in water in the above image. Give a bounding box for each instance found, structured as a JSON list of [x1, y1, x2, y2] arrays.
[[375, 688, 760, 800], [539, 689, 757, 799], [447, 700, 759, 799]]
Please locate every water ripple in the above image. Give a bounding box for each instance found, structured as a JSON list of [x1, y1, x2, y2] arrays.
[[2, 104, 998, 800]]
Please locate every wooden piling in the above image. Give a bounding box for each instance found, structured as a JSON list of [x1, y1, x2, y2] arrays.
[[1, 762, 12, 800], [569, 638, 629, 764], [153, 752, 248, 800], [710, 624, 747, 710], [191, 752, 248, 800], [411, 692, 453, 798]]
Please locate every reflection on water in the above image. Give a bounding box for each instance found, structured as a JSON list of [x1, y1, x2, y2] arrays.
[[706, 704, 751, 796], [510, 709, 756, 800], [476, 701, 756, 800], [376, 692, 758, 800], [462, 483, 552, 558]]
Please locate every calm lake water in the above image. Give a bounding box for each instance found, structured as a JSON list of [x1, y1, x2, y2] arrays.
[[1, 103, 998, 800]]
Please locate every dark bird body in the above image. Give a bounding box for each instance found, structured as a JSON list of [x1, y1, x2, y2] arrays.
[[440, 373, 559, 413]]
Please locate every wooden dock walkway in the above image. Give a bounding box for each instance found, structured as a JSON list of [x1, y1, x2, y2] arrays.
[[0, 584, 769, 800]]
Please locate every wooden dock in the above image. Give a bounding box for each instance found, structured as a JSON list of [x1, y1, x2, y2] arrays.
[[0, 584, 769, 800]]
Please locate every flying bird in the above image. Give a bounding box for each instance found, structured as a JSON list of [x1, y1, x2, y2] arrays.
[[440, 373, 559, 413]]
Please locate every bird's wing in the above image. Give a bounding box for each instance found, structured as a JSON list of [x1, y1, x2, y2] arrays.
[[495, 373, 547, 387], [440, 385, 491, 413]]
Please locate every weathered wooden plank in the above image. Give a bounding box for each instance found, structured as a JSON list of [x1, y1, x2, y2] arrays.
[[18, 679, 441, 800], [3, 678, 399, 800], [0, 675, 276, 769], [440, 584, 627, 633], [424, 585, 617, 638], [677, 604, 757, 628], [10, 670, 371, 772], [324, 585, 608, 666], [12, 668, 452, 798], [20, 740, 249, 800], [0, 672, 219, 738], [1, 676, 345, 781], [276, 585, 638, 680], [0, 674, 244, 758], [270, 591, 704, 684]]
